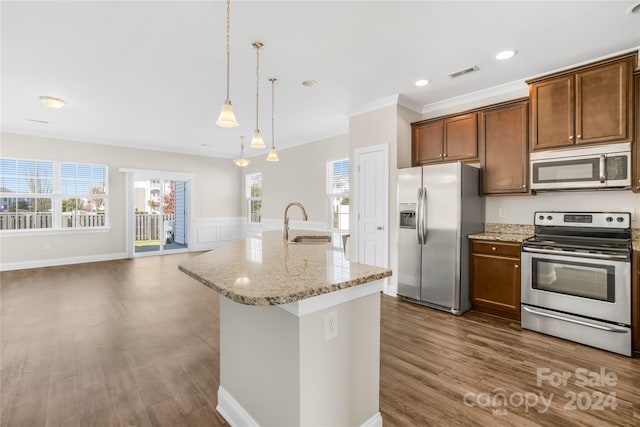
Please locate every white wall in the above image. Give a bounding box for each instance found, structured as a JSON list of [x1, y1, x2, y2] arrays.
[[0, 132, 241, 269], [349, 105, 398, 293], [487, 192, 640, 227], [241, 134, 348, 230]]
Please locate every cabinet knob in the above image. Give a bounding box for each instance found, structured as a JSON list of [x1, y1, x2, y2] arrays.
[[491, 246, 496, 251], [439, 154, 443, 157], [577, 134, 581, 139], [522, 184, 526, 188], [443, 154, 447, 157], [569, 135, 573, 140], [515, 264, 519, 269]]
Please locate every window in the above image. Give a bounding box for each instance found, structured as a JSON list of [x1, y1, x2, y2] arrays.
[[61, 162, 107, 228], [246, 173, 262, 224], [327, 159, 349, 231], [0, 157, 108, 231]]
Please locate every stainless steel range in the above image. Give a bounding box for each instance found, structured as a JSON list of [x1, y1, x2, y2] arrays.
[[521, 212, 632, 356]]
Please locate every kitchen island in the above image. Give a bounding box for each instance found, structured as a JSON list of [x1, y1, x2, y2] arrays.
[[179, 230, 392, 427]]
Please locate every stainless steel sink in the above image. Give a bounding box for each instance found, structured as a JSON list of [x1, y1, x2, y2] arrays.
[[288, 235, 332, 244]]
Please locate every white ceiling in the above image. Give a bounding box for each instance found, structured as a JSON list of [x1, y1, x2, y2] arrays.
[[2, 1, 639, 159]]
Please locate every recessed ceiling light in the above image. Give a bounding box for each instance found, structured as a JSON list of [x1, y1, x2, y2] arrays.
[[626, 2, 640, 14], [39, 96, 66, 109], [301, 80, 317, 87], [496, 50, 517, 60], [414, 79, 430, 87]]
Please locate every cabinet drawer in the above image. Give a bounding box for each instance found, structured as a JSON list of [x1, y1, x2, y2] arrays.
[[471, 240, 521, 258]]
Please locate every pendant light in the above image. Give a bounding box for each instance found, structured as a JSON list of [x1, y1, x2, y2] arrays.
[[266, 78, 279, 162], [233, 136, 251, 167], [216, 0, 239, 128], [249, 42, 265, 148]]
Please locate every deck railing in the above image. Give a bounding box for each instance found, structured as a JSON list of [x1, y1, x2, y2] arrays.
[[0, 213, 173, 241]]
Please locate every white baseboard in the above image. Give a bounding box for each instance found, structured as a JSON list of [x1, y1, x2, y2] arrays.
[[383, 280, 398, 297], [216, 386, 259, 427], [0, 252, 127, 272], [217, 385, 382, 427], [361, 412, 383, 427]]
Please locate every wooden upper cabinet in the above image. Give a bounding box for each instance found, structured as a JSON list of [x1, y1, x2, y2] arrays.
[[443, 113, 478, 160], [480, 100, 529, 194], [530, 75, 574, 150], [411, 113, 478, 166], [634, 72, 640, 193], [528, 52, 635, 151], [412, 120, 443, 165], [576, 59, 632, 144]]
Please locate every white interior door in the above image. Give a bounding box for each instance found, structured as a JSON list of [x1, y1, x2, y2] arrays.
[[355, 145, 388, 268]]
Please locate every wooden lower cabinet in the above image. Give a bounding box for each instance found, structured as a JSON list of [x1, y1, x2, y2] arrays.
[[633, 251, 639, 355], [470, 240, 521, 321]]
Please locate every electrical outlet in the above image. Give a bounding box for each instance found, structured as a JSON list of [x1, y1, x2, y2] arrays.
[[498, 208, 507, 219], [324, 310, 338, 342]]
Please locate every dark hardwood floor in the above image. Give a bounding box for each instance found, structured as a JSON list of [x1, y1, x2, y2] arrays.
[[1, 253, 639, 426]]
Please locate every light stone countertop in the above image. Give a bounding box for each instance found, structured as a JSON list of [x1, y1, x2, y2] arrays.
[[467, 232, 532, 243], [178, 230, 392, 306], [633, 241, 640, 252]]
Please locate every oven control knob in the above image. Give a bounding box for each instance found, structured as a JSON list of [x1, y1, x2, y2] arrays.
[[538, 215, 544, 221], [616, 217, 624, 223], [606, 216, 613, 222], [546, 215, 552, 221]]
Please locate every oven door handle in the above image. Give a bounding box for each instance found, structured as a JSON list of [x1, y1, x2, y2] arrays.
[[521, 246, 629, 260], [522, 306, 628, 333]]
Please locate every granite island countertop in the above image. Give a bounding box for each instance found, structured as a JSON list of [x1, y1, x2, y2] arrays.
[[179, 230, 392, 306]]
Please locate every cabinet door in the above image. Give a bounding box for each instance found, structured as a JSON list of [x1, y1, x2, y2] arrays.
[[443, 113, 477, 160], [470, 250, 521, 321], [530, 75, 574, 150], [576, 58, 632, 145], [481, 101, 529, 194], [633, 251, 639, 353], [634, 73, 640, 193], [412, 120, 443, 165]]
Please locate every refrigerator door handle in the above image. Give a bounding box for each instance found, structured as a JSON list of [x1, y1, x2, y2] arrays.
[[416, 188, 423, 245], [421, 187, 428, 243]]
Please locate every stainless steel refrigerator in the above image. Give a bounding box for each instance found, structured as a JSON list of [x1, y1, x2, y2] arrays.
[[397, 162, 484, 314]]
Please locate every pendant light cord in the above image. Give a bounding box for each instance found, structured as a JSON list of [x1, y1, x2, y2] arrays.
[[271, 79, 275, 149], [225, 0, 231, 102], [255, 45, 260, 130]]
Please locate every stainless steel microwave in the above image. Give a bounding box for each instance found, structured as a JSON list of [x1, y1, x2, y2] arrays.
[[530, 143, 631, 191]]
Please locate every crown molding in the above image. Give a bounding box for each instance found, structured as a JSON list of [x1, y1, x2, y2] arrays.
[[421, 79, 528, 116]]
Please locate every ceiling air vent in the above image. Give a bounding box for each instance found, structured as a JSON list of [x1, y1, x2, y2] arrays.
[[448, 65, 480, 79]]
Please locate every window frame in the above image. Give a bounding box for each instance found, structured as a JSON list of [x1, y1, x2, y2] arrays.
[[0, 157, 109, 234], [327, 159, 350, 232], [245, 172, 262, 224]]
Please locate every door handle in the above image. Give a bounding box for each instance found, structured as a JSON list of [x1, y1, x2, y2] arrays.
[[421, 187, 428, 244], [377, 226, 384, 231], [416, 188, 423, 245], [599, 154, 606, 183], [522, 306, 629, 333]]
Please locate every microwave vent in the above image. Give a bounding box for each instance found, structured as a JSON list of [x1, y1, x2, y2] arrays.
[[448, 65, 480, 79]]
